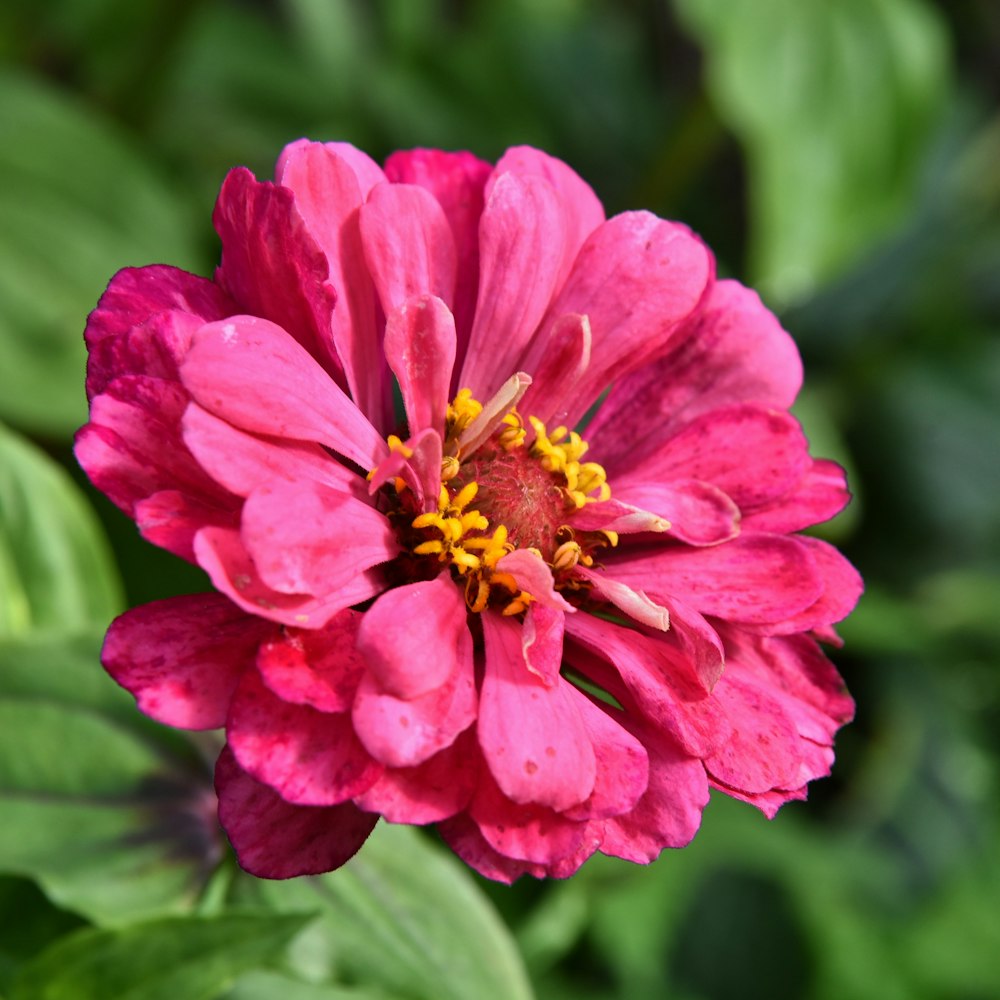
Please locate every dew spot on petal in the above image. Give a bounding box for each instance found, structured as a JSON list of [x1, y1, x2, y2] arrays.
[[544, 745, 556, 758]]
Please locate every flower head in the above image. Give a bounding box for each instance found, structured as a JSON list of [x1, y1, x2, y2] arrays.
[[76, 141, 861, 881]]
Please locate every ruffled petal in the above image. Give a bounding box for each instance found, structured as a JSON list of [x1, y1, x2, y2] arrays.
[[102, 594, 272, 730], [133, 489, 235, 562], [742, 458, 852, 533], [479, 614, 595, 811], [216, 746, 377, 878], [495, 548, 574, 611], [227, 668, 382, 806]]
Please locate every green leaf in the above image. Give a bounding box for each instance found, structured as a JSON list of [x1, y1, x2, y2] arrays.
[[0, 70, 201, 434], [673, 0, 950, 305], [223, 970, 392, 1000], [10, 912, 312, 1000], [0, 630, 219, 926], [0, 422, 123, 638], [232, 823, 534, 1000]]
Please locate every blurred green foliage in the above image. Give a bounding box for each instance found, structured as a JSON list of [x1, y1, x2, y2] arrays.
[[1, 0, 999, 997]]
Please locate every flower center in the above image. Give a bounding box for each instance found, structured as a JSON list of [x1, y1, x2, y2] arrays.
[[378, 388, 616, 615]]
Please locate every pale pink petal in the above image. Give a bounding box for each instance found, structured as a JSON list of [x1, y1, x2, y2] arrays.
[[361, 183, 457, 316], [102, 594, 272, 730], [460, 173, 566, 399], [355, 577, 470, 699], [495, 548, 574, 611], [276, 142, 387, 427], [194, 525, 381, 628], [574, 566, 670, 631], [383, 148, 492, 357], [608, 479, 741, 546], [457, 372, 532, 456], [181, 315, 387, 469], [351, 633, 477, 768], [489, 145, 605, 292], [216, 746, 377, 878], [517, 312, 591, 427], [133, 490, 235, 562], [607, 534, 823, 625], [540, 213, 713, 426], [479, 614, 595, 810], [182, 402, 362, 499], [352, 729, 479, 824], [212, 166, 341, 377], [521, 603, 565, 686], [227, 668, 382, 806], [256, 611, 366, 713], [469, 771, 595, 864], [240, 479, 397, 597], [570, 497, 672, 536], [742, 458, 852, 532], [588, 279, 802, 474], [599, 727, 708, 861], [625, 404, 810, 511], [382, 295, 456, 436]]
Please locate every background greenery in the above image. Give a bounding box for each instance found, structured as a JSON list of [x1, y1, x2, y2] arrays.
[[1, 0, 998, 997]]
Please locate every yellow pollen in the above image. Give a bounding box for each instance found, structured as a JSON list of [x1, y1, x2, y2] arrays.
[[386, 434, 413, 459], [446, 388, 483, 437], [529, 416, 610, 508]]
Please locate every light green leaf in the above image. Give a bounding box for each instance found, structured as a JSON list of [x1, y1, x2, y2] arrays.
[[233, 822, 534, 1000], [224, 970, 392, 1000], [10, 912, 311, 1000], [0, 69, 200, 434], [674, 0, 949, 305], [0, 631, 218, 926], [0, 422, 123, 638]]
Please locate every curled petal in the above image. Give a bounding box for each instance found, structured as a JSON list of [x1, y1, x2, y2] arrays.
[[495, 548, 574, 611]]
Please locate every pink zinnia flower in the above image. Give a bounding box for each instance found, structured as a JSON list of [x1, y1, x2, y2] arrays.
[[76, 141, 861, 882]]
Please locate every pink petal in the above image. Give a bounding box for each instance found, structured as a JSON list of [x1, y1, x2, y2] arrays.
[[569, 496, 672, 536], [256, 611, 367, 713], [360, 182, 457, 317], [133, 489, 235, 562], [355, 577, 470, 699], [494, 549, 574, 611], [587, 279, 802, 474], [607, 534, 823, 625], [540, 213, 713, 426], [437, 813, 547, 884], [742, 458, 852, 533], [366, 427, 443, 512], [489, 145, 605, 292], [561, 695, 649, 822], [574, 566, 670, 631], [212, 166, 341, 377], [240, 478, 397, 597], [479, 614, 595, 811], [382, 295, 456, 437], [460, 173, 566, 399], [521, 603, 565, 686], [715, 781, 808, 820], [276, 142, 387, 427], [625, 404, 810, 511], [609, 479, 741, 546], [182, 402, 362, 499], [278, 139, 385, 199], [517, 312, 592, 427], [383, 148, 492, 358], [181, 314, 386, 470], [599, 727, 709, 861], [351, 634, 477, 768], [102, 594, 273, 730], [194, 525, 381, 628], [469, 771, 595, 865], [227, 668, 382, 806], [353, 729, 480, 824], [457, 371, 532, 456], [216, 745, 377, 878]]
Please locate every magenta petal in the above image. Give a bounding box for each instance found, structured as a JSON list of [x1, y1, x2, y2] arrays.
[[355, 577, 469, 699], [460, 173, 567, 399], [240, 478, 397, 597], [256, 611, 366, 713], [216, 746, 377, 878], [495, 549, 574, 611], [437, 813, 547, 883], [479, 614, 595, 810], [383, 296, 457, 437], [361, 182, 457, 317], [521, 604, 565, 686], [133, 490, 235, 562], [102, 595, 272, 730], [574, 566, 670, 631], [517, 312, 592, 427], [588, 279, 802, 474], [212, 167, 340, 377], [227, 668, 382, 806], [545, 213, 713, 425], [353, 729, 479, 824], [182, 403, 361, 499], [569, 497, 672, 536], [610, 478, 741, 546], [743, 458, 852, 533], [194, 525, 381, 628], [608, 534, 823, 624], [351, 639, 477, 768]]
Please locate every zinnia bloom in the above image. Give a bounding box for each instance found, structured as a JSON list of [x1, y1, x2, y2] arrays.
[[76, 141, 861, 881]]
